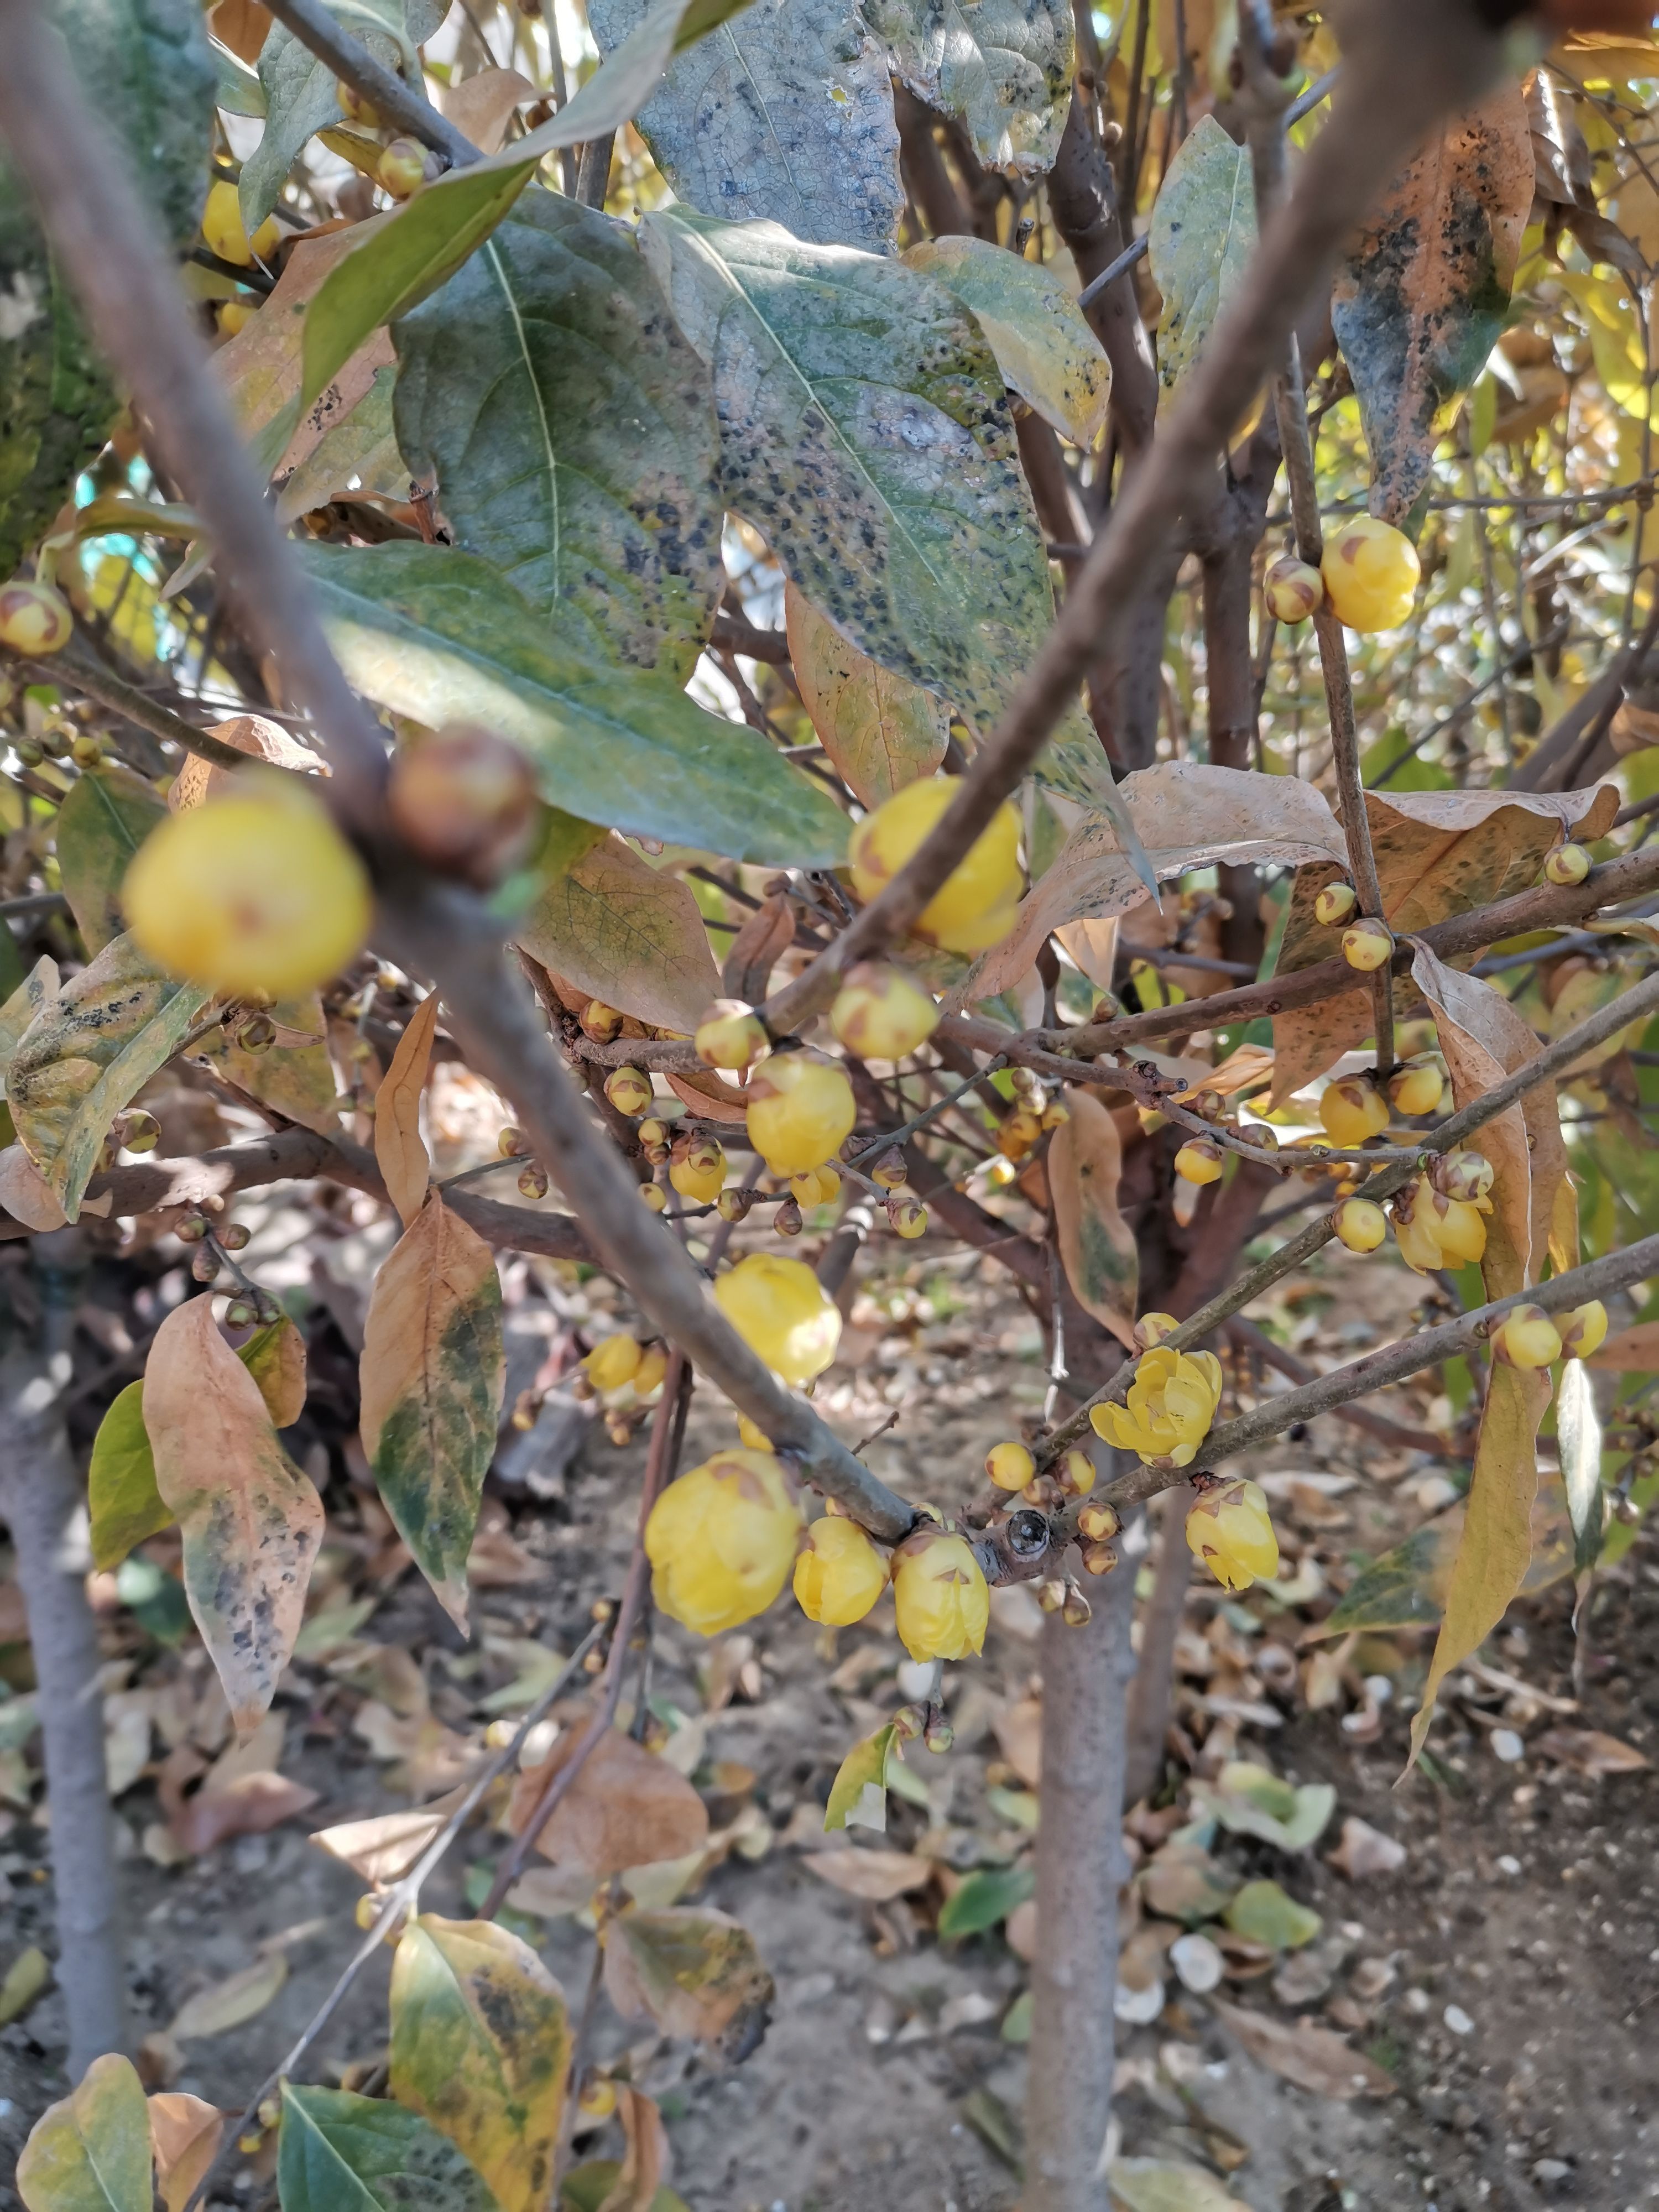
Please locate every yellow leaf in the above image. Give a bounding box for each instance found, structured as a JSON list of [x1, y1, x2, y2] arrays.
[[17, 2053, 152, 2212], [143, 1297, 324, 1735], [1408, 1364, 1552, 1770], [0, 1945, 49, 2026], [901, 236, 1111, 447], [170, 1952, 289, 2040], [1048, 1090, 1139, 1348], [783, 582, 948, 810], [375, 993, 439, 1229], [147, 2095, 223, 2212], [516, 832, 723, 1038], [389, 1914, 570, 2212]]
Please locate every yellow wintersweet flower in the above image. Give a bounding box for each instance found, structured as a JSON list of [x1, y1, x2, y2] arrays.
[[1089, 1344, 1222, 1467], [644, 1449, 802, 1635], [890, 1529, 988, 1661], [1185, 1477, 1279, 1593], [794, 1516, 889, 1626]]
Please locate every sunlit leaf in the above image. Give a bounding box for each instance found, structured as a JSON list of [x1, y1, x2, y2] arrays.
[[1556, 1357, 1604, 1573], [904, 236, 1110, 445], [53, 762, 167, 957], [276, 2084, 500, 2212], [1147, 116, 1256, 399], [861, 0, 1073, 175], [516, 836, 722, 1039], [16, 2053, 151, 2212], [148, 2095, 223, 2212], [824, 1723, 898, 1834]]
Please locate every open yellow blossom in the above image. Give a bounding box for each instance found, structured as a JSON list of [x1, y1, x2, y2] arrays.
[[1185, 1478, 1279, 1592], [891, 1528, 988, 1661], [1089, 1344, 1223, 1467], [644, 1449, 802, 1635]]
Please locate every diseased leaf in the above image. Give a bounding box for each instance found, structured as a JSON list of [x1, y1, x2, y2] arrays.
[[1408, 1364, 1553, 1770], [1557, 1358, 1604, 1573], [968, 762, 1346, 1004], [143, 1297, 324, 1735], [784, 581, 948, 807], [276, 2084, 500, 2212], [54, 762, 168, 957], [148, 2096, 223, 2212], [860, 0, 1072, 175], [389, 1916, 570, 2212], [275, 363, 406, 526], [375, 993, 439, 1231], [393, 192, 722, 679], [903, 236, 1110, 446], [506, 1725, 709, 1876], [7, 933, 211, 1221], [1048, 1089, 1139, 1347], [304, 540, 847, 865], [602, 1907, 774, 2056], [589, 0, 902, 252], [1147, 116, 1256, 399], [197, 991, 339, 1135], [15, 2053, 152, 2212], [359, 1193, 504, 1632], [823, 1722, 897, 1833], [1310, 1477, 1575, 1639], [239, 0, 446, 231], [1269, 782, 1619, 1100], [517, 837, 722, 1039], [1331, 86, 1534, 521], [0, 956, 59, 1081]]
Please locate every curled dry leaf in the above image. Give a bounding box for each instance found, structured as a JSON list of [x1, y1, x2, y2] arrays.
[[148, 2094, 224, 2212], [595, 2088, 671, 2212], [1211, 1998, 1396, 2099], [16, 2052, 152, 2212], [1532, 1726, 1650, 1775], [143, 1296, 324, 1736], [799, 1847, 932, 1901], [437, 63, 535, 154], [0, 1144, 69, 1232], [309, 1797, 460, 1888], [1048, 1089, 1139, 1350], [506, 1724, 709, 1876], [359, 1192, 505, 1632], [602, 1905, 774, 2058], [389, 1914, 570, 2212], [168, 1770, 320, 1858], [374, 992, 439, 1230], [1326, 1816, 1408, 1881], [784, 581, 949, 810], [168, 713, 324, 813], [170, 1951, 288, 2040]]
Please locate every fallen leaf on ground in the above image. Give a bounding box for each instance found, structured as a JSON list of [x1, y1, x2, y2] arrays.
[[1212, 1998, 1395, 2098], [170, 1952, 288, 2039], [1107, 2157, 1250, 2212], [993, 1696, 1041, 1787], [149, 2093, 225, 2212], [170, 1771, 321, 1858], [0, 1946, 49, 2026], [602, 1907, 774, 2059], [800, 1848, 933, 1900], [1328, 1816, 1408, 1880], [507, 1725, 708, 1876], [1532, 1727, 1650, 1775]]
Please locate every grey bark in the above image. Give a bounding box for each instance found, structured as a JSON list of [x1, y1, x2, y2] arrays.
[[1121, 1483, 1192, 1811]]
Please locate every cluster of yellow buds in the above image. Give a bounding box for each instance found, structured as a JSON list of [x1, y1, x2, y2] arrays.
[[1092, 1326, 1223, 1467], [645, 1449, 803, 1634], [1389, 1163, 1490, 1274], [1185, 1477, 1279, 1592], [1490, 1298, 1606, 1369], [713, 1251, 842, 1385], [848, 776, 1024, 954]]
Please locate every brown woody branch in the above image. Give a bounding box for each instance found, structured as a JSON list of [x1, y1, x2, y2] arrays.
[[1224, 1314, 1457, 1458], [260, 0, 481, 167]]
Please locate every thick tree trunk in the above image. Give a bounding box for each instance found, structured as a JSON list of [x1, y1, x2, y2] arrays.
[[1022, 1447, 1139, 2212]]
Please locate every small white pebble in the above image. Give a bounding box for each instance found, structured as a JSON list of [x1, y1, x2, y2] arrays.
[[1498, 1854, 1522, 1876], [1491, 1729, 1525, 1764], [1444, 2005, 1475, 2037], [1363, 1674, 1394, 1704], [895, 1658, 938, 1700], [1170, 1933, 1224, 1994]]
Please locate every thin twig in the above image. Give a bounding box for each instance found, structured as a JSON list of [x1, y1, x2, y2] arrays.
[[261, 0, 482, 166]]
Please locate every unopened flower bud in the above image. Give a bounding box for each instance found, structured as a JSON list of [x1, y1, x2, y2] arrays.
[[886, 1191, 927, 1239], [1341, 917, 1395, 972], [580, 999, 623, 1042], [0, 576, 72, 655], [604, 1066, 653, 1117], [1081, 1539, 1119, 1576], [176, 1212, 209, 1244], [1388, 1056, 1445, 1116], [499, 1124, 530, 1158], [518, 1161, 550, 1200], [120, 1109, 161, 1154], [1557, 1300, 1608, 1359], [997, 1107, 1042, 1161], [191, 1246, 222, 1282], [641, 1182, 667, 1211], [1314, 880, 1358, 928], [890, 1703, 927, 1740], [1333, 1196, 1387, 1253], [1061, 1582, 1093, 1627], [1542, 842, 1591, 888], [1133, 1312, 1180, 1350], [923, 1710, 954, 1754], [1490, 1303, 1563, 1370], [1057, 1447, 1095, 1496], [695, 998, 771, 1073], [225, 1299, 255, 1328], [717, 1187, 752, 1223], [1264, 554, 1323, 624], [71, 733, 103, 769], [773, 1195, 804, 1236], [1174, 1136, 1224, 1186], [584, 1334, 643, 1392], [891, 1528, 988, 1660], [1431, 1150, 1494, 1203], [386, 723, 536, 884], [794, 1515, 888, 1626], [1035, 1578, 1067, 1614], [1077, 1500, 1120, 1543], [237, 1011, 276, 1054], [871, 1149, 907, 1190], [578, 2076, 617, 2121], [218, 1221, 251, 1251], [1041, 1100, 1070, 1130], [831, 962, 940, 1059], [1319, 1076, 1390, 1147], [378, 135, 440, 198]]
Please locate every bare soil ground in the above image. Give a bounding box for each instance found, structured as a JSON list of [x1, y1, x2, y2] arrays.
[[2, 1229, 1656, 2212]]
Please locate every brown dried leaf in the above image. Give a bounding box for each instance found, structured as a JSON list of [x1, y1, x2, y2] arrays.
[[374, 994, 439, 1229], [601, 1906, 774, 2056], [0, 1144, 69, 1230], [1532, 1726, 1650, 1775], [1585, 1321, 1659, 1370], [993, 1695, 1041, 1786], [309, 1797, 458, 1887], [783, 580, 948, 808], [169, 714, 324, 813], [143, 1297, 324, 1736], [170, 1952, 288, 2040], [170, 1771, 320, 1858], [664, 1067, 750, 1124], [439, 65, 536, 154], [597, 2089, 671, 2212], [799, 1848, 933, 1900], [149, 2093, 224, 2212], [1270, 783, 1618, 1099], [719, 893, 795, 1004], [1048, 1089, 1139, 1349], [507, 1725, 709, 1876], [1212, 1998, 1396, 2099]]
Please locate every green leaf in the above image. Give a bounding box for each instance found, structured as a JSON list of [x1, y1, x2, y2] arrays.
[[88, 1380, 171, 1572], [1331, 85, 1534, 522], [936, 1863, 1034, 1940], [7, 932, 211, 1221], [16, 2053, 152, 2212], [392, 192, 722, 679], [860, 0, 1072, 175], [1147, 115, 1256, 400], [239, 0, 447, 232], [823, 1722, 896, 1833], [303, 540, 847, 865], [196, 995, 340, 1135], [1558, 1357, 1605, 1573], [389, 1916, 570, 2212], [1223, 1879, 1321, 1952], [516, 833, 722, 1036], [560, 2167, 689, 2212], [589, 0, 902, 251], [53, 761, 168, 957], [275, 363, 406, 527], [902, 236, 1111, 446], [359, 1194, 504, 1633], [212, 38, 268, 117], [276, 2083, 500, 2212]]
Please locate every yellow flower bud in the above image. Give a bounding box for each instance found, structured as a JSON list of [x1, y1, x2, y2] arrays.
[[790, 1164, 842, 1209], [632, 1344, 669, 1398], [794, 1515, 889, 1625], [201, 178, 280, 267], [745, 1052, 855, 1176], [985, 1440, 1035, 1491], [870, 1149, 906, 1189], [737, 1413, 775, 1451], [695, 998, 771, 1073], [1490, 1304, 1563, 1370], [1333, 1196, 1387, 1253], [578, 2077, 617, 2120], [1313, 880, 1358, 927], [644, 1449, 803, 1634], [997, 1107, 1043, 1161], [1321, 515, 1420, 633], [848, 776, 1022, 954], [1319, 1076, 1391, 1148], [1041, 1100, 1071, 1130], [1263, 554, 1323, 624], [1081, 1540, 1119, 1576], [1174, 1138, 1224, 1186], [1558, 1300, 1608, 1359], [0, 576, 73, 655], [581, 999, 623, 1042], [604, 1066, 653, 1117], [1389, 1188, 1443, 1275], [891, 1528, 989, 1661], [886, 1191, 928, 1239], [640, 1182, 667, 1211], [1058, 1447, 1095, 1495], [1431, 1150, 1494, 1204], [1542, 842, 1591, 888], [1091, 1345, 1223, 1467], [1185, 1477, 1279, 1592], [1387, 1057, 1446, 1117], [1340, 917, 1395, 972], [583, 1335, 643, 1392], [1134, 1312, 1181, 1349], [830, 962, 940, 1059], [378, 135, 436, 199], [670, 1136, 726, 1204], [1077, 1500, 1121, 1543], [1430, 1191, 1487, 1266], [714, 1251, 841, 1385]]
